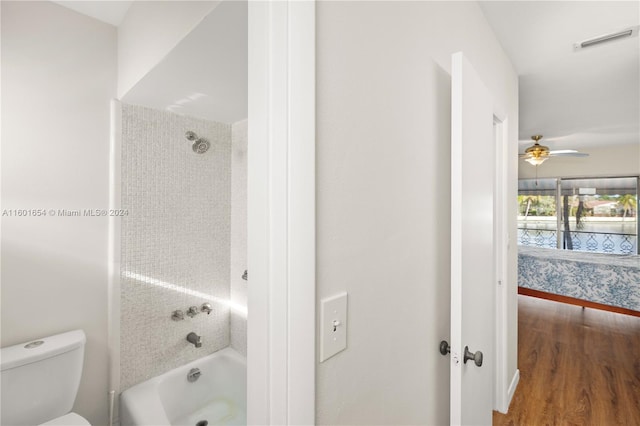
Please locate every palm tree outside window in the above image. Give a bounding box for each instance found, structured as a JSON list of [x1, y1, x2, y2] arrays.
[[518, 176, 638, 255]]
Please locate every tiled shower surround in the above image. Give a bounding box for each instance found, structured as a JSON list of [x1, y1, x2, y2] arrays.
[[119, 104, 246, 391], [230, 119, 248, 356]]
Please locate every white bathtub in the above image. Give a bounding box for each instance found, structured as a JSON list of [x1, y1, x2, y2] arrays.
[[120, 347, 246, 426]]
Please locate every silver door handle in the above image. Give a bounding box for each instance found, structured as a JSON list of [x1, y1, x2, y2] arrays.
[[463, 346, 483, 367]]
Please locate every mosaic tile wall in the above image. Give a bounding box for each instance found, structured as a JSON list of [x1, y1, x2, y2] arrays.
[[120, 104, 232, 391], [230, 119, 248, 356]]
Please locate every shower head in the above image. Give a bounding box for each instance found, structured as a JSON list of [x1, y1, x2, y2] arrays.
[[185, 131, 210, 154], [192, 138, 210, 154]]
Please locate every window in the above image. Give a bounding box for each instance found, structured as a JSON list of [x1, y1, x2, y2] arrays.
[[518, 176, 638, 255]]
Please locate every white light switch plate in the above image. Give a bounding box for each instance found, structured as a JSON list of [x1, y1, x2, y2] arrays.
[[320, 292, 348, 362]]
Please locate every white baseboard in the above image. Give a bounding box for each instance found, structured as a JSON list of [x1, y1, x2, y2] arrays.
[[506, 369, 520, 411]]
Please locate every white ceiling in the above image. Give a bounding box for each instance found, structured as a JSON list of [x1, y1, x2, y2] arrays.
[[51, 1, 132, 26], [51, 0, 247, 124], [51, 1, 639, 143], [480, 1, 639, 153], [122, 0, 248, 124]]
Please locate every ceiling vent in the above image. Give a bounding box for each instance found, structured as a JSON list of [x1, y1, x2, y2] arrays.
[[574, 26, 639, 51]]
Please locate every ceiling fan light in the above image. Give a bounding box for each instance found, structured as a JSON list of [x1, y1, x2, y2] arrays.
[[525, 156, 548, 166]]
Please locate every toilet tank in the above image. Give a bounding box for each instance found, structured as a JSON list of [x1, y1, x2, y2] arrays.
[[1, 330, 86, 426]]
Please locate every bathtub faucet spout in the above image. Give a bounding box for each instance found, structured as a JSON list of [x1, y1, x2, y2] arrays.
[[186, 332, 202, 348]]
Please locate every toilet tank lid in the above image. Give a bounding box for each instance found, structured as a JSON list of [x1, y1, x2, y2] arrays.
[[1, 330, 86, 371]]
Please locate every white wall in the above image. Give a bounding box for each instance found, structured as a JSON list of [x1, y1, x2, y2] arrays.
[[316, 2, 519, 424], [117, 0, 219, 98], [1, 2, 116, 425], [519, 143, 640, 179]]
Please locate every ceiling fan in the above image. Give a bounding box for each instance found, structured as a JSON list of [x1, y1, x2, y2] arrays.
[[520, 135, 589, 166]]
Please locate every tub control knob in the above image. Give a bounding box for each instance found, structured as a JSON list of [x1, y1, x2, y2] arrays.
[[201, 303, 212, 315], [186, 306, 199, 318]]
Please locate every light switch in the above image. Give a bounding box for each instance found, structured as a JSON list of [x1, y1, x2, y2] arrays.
[[320, 292, 348, 362]]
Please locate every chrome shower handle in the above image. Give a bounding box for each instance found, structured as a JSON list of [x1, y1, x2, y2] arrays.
[[201, 303, 212, 315]]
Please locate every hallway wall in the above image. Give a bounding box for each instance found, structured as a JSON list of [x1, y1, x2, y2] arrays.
[[316, 2, 519, 423]]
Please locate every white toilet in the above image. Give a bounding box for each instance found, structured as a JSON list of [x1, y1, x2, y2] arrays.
[[1, 329, 91, 425]]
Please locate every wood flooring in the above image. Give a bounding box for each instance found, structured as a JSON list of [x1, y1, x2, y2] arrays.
[[493, 295, 640, 426]]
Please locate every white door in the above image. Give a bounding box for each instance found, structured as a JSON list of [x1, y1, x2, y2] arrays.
[[450, 52, 495, 425]]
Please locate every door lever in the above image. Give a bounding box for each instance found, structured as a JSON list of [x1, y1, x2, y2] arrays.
[[463, 346, 483, 367]]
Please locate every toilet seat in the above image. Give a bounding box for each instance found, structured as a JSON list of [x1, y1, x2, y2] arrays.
[[40, 412, 91, 425]]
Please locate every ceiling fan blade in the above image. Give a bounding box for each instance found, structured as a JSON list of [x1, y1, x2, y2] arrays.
[[520, 136, 589, 161], [549, 151, 589, 157], [519, 153, 546, 158], [548, 149, 578, 154]]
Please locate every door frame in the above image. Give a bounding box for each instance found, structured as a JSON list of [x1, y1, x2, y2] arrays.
[[247, 1, 316, 424], [108, 2, 316, 424], [492, 112, 514, 414]]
